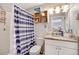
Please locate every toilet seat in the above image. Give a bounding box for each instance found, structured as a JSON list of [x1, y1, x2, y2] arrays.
[[30, 45, 41, 55]]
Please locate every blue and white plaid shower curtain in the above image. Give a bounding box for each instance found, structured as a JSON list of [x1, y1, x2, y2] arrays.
[[14, 5, 35, 55]]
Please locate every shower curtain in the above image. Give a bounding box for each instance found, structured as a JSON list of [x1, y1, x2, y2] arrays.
[[14, 5, 35, 55]]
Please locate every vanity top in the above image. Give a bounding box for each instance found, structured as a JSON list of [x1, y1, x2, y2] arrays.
[[44, 35, 78, 43]]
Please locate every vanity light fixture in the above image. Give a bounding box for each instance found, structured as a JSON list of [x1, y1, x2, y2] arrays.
[[48, 8, 54, 15], [47, 4, 69, 15], [55, 6, 61, 13], [62, 5, 69, 12]]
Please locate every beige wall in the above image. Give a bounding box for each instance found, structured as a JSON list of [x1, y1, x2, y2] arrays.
[[0, 12, 10, 54], [0, 4, 12, 54]]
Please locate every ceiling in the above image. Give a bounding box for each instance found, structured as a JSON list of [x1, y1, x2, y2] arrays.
[[15, 3, 43, 9], [0, 3, 43, 12]]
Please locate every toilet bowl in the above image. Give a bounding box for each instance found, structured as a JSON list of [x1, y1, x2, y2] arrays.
[[29, 45, 41, 55], [29, 38, 44, 55]]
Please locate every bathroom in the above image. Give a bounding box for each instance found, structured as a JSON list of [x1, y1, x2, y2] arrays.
[[0, 3, 79, 55]]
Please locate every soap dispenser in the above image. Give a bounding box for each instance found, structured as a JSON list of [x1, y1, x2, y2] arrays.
[[58, 27, 64, 36]]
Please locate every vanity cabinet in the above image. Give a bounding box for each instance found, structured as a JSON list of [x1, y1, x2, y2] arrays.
[[45, 45, 58, 55], [45, 39, 78, 55]]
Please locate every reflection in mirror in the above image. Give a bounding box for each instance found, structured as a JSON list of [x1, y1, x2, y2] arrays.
[[50, 13, 67, 33]]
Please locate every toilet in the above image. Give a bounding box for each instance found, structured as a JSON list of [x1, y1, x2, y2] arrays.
[[30, 45, 41, 55], [29, 38, 44, 55]]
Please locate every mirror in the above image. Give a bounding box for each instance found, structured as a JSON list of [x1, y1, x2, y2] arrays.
[[50, 13, 67, 32]]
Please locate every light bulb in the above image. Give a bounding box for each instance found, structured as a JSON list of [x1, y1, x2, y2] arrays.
[[48, 8, 54, 15], [41, 12, 45, 16], [55, 6, 61, 13], [62, 5, 69, 12]]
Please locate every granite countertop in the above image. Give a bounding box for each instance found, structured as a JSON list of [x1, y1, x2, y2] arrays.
[[44, 35, 78, 43]]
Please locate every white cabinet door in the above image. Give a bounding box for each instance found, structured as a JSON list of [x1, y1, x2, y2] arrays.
[[45, 39, 78, 55], [45, 45, 58, 55], [59, 47, 78, 55]]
